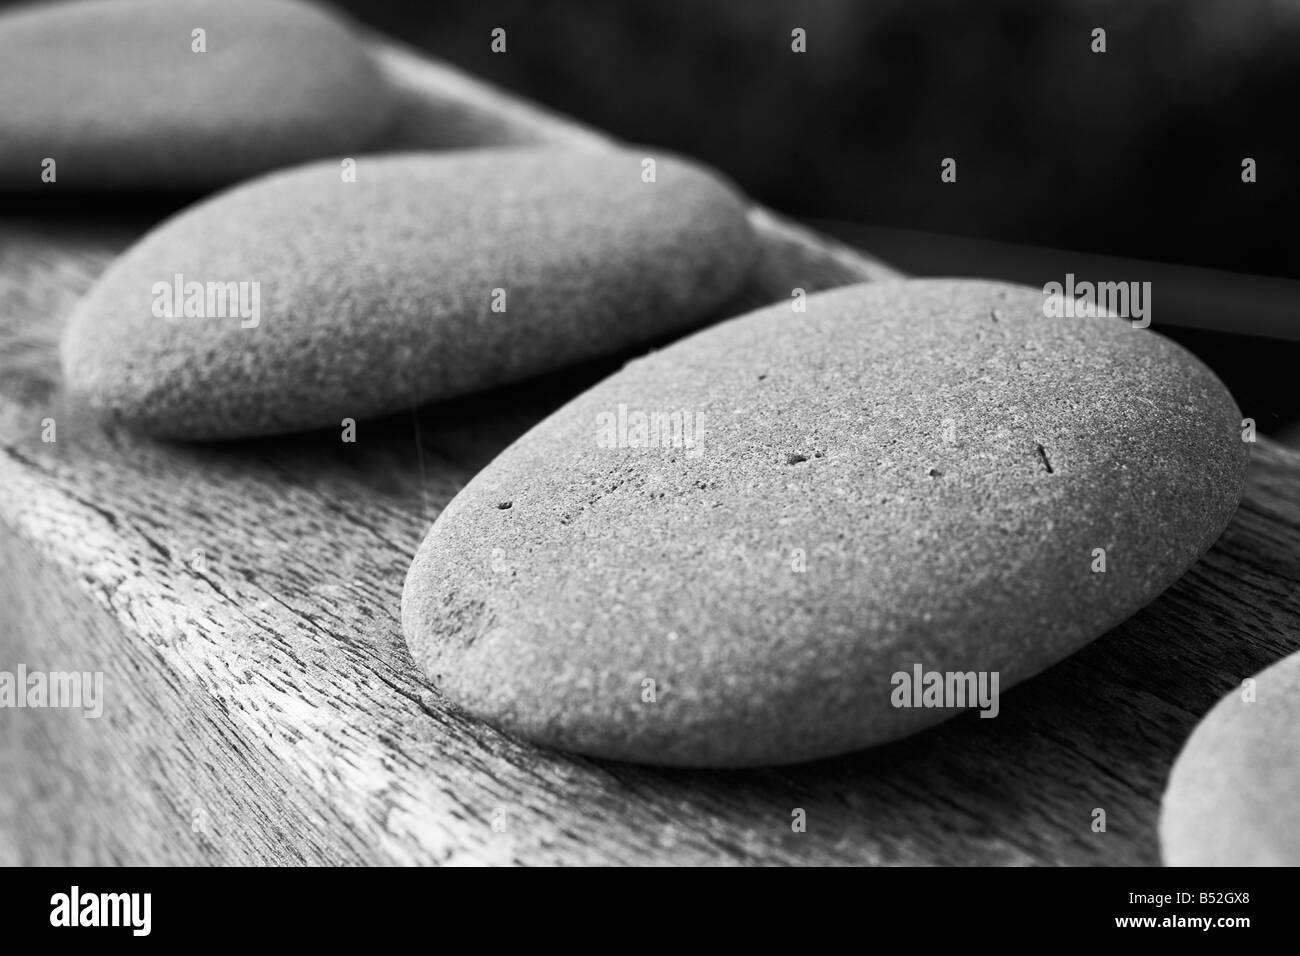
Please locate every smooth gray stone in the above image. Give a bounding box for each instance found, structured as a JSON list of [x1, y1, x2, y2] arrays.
[[402, 279, 1248, 767], [0, 0, 393, 189], [1160, 650, 1300, 866], [61, 148, 757, 438]]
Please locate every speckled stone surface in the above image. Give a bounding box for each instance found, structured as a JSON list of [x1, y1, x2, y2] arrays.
[[402, 279, 1249, 767], [61, 148, 757, 439], [1160, 650, 1300, 865], [0, 0, 392, 189]]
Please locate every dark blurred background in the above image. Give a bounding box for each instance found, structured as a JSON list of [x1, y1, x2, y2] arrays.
[[342, 0, 1294, 280]]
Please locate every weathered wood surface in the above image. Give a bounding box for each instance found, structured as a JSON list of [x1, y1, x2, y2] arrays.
[[2, 37, 1298, 866]]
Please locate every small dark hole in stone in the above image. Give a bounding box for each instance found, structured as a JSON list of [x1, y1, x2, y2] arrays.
[[786, 453, 809, 465], [497, 501, 513, 510], [757, 373, 768, 380], [928, 467, 943, 478]]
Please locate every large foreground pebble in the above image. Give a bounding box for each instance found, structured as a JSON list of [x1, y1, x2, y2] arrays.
[[0, 0, 392, 189], [1160, 651, 1300, 865], [62, 149, 757, 439], [402, 279, 1247, 767]]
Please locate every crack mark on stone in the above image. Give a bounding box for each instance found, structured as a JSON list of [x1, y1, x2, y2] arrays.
[[1036, 443, 1055, 474]]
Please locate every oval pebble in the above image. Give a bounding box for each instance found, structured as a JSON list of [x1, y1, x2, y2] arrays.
[[1160, 650, 1300, 866], [0, 0, 393, 189], [61, 148, 757, 439], [401, 279, 1248, 767]]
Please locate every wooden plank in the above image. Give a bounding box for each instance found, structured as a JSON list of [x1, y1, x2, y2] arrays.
[[3, 36, 1297, 866], [809, 221, 1300, 341]]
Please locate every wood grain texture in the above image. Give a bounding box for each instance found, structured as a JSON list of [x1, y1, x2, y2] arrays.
[[2, 35, 1297, 867]]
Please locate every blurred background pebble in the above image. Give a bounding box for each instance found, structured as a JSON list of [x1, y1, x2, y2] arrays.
[[5, 0, 1298, 437]]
